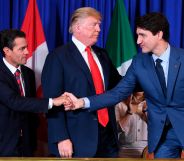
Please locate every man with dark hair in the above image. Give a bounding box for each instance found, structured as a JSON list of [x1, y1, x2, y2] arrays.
[[42, 7, 121, 158], [0, 29, 69, 156], [136, 12, 169, 42], [65, 12, 184, 158]]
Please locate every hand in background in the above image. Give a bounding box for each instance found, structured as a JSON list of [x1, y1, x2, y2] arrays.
[[63, 92, 84, 110], [58, 139, 73, 158], [128, 92, 145, 114]]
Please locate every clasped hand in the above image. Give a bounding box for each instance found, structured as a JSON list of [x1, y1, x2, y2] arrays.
[[61, 92, 84, 110]]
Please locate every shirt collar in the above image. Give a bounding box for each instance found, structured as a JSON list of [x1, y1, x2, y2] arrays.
[[72, 36, 88, 53], [152, 44, 170, 63], [3, 57, 21, 74]]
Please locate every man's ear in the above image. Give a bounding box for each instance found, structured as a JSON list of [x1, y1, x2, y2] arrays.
[[3, 47, 10, 55], [157, 31, 163, 40], [75, 22, 82, 33]]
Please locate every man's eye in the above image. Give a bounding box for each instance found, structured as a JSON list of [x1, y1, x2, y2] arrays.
[[88, 24, 95, 27], [19, 47, 25, 51]]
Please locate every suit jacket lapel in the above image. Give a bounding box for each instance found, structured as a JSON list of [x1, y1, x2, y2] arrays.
[[20, 66, 29, 96], [68, 42, 95, 89], [167, 47, 181, 102], [144, 54, 165, 96], [0, 59, 20, 93]]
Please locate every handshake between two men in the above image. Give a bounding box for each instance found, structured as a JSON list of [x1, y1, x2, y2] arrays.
[[59, 92, 84, 110]]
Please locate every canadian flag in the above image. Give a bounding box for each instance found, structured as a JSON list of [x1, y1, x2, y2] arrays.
[[21, 0, 48, 97], [21, 0, 49, 156]]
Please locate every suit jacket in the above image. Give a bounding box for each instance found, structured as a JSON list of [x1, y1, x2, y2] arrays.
[[0, 59, 48, 156], [41, 41, 121, 157], [88, 46, 184, 153]]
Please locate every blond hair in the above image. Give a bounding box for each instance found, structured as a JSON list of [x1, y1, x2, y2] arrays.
[[69, 7, 101, 33]]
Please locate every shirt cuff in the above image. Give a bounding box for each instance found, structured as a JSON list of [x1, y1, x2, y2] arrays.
[[48, 98, 53, 109], [83, 97, 90, 108]]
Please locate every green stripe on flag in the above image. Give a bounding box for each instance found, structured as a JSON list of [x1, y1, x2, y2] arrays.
[[106, 0, 137, 76]]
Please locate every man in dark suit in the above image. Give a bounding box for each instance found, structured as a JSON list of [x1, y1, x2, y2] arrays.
[[41, 7, 121, 158], [65, 13, 184, 158], [0, 29, 69, 156]]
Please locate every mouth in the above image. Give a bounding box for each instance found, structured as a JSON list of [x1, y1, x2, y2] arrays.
[[23, 57, 28, 61], [139, 44, 144, 48]]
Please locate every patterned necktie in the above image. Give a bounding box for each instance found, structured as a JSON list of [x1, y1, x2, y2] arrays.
[[14, 69, 24, 96], [85, 46, 109, 127], [155, 59, 167, 96]]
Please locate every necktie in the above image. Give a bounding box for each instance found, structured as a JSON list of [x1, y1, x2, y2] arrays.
[[85, 46, 109, 127], [155, 59, 167, 97], [14, 69, 24, 96]]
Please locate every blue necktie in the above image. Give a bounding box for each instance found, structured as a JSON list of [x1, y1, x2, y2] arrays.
[[155, 59, 171, 126], [155, 59, 167, 97]]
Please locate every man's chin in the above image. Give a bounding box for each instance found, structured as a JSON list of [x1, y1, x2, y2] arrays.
[[141, 49, 150, 53], [91, 39, 98, 45], [21, 61, 27, 65]]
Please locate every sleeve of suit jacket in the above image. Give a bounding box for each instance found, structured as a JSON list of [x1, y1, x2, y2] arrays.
[[0, 66, 48, 113], [88, 55, 139, 111]]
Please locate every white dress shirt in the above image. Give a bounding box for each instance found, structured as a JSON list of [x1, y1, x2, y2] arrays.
[[3, 58, 26, 96], [152, 44, 170, 86], [72, 36, 105, 87]]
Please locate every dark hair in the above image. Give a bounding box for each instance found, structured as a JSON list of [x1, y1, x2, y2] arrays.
[[136, 12, 169, 42], [0, 29, 26, 56]]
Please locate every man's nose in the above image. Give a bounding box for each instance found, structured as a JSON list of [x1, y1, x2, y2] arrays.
[[24, 48, 29, 55], [95, 24, 101, 32], [137, 36, 142, 44]]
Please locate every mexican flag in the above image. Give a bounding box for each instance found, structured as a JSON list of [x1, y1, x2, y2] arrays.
[[106, 0, 137, 76]]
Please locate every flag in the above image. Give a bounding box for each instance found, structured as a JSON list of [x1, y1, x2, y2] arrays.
[[21, 0, 49, 156], [106, 0, 137, 76], [21, 0, 48, 96]]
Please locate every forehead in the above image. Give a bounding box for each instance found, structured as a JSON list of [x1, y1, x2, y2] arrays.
[[136, 27, 152, 35], [13, 37, 27, 47], [134, 91, 144, 96]]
